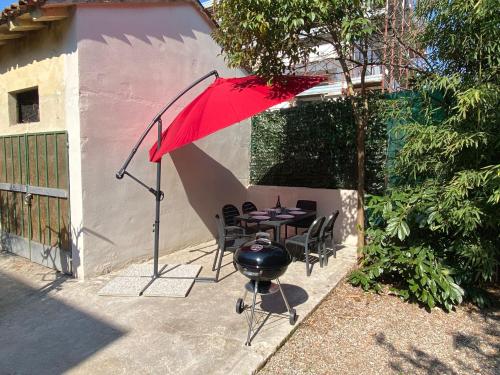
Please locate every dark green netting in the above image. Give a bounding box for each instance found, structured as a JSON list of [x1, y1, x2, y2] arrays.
[[250, 98, 388, 194]]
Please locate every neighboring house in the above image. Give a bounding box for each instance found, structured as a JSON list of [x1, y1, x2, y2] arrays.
[[0, 0, 250, 278], [202, 0, 416, 104]]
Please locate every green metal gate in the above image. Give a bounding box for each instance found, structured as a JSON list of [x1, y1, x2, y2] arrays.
[[0, 131, 71, 273]]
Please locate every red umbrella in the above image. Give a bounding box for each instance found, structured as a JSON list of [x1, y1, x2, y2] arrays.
[[149, 75, 326, 162], [117, 71, 325, 286]]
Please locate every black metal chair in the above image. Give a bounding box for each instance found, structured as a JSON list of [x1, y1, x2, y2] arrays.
[[221, 204, 246, 237], [319, 210, 339, 266], [285, 216, 325, 276], [241, 201, 276, 238], [241, 201, 258, 213], [286, 200, 317, 236], [213, 214, 253, 282]]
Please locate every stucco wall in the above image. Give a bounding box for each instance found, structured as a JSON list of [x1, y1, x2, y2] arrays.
[[74, 4, 250, 278], [0, 18, 75, 135], [246, 185, 357, 245]]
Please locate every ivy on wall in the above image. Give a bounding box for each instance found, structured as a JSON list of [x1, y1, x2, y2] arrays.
[[250, 98, 387, 194]]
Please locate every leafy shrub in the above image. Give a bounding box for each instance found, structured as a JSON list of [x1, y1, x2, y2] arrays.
[[350, 0, 499, 311]]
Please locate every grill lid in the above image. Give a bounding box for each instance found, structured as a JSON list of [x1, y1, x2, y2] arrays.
[[234, 238, 291, 270]]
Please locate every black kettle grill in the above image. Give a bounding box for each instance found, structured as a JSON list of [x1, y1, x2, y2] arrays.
[[233, 234, 297, 346]]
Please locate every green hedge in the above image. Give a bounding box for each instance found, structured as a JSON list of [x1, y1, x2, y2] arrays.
[[250, 98, 387, 194]]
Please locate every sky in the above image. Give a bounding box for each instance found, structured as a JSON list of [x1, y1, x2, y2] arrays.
[[0, 1, 12, 11]]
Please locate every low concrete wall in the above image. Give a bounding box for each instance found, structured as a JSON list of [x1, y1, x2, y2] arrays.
[[246, 185, 357, 245]]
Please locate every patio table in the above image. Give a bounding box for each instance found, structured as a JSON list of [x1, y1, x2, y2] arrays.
[[236, 210, 317, 243]]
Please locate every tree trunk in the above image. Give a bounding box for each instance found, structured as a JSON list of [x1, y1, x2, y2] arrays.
[[350, 96, 366, 251], [332, 37, 368, 253], [354, 100, 367, 251]]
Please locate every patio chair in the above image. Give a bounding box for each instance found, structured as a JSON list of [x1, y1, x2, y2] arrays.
[[213, 214, 253, 281], [241, 201, 276, 238], [319, 210, 339, 266], [285, 216, 325, 276], [241, 201, 258, 213], [286, 200, 317, 236], [221, 204, 247, 237]]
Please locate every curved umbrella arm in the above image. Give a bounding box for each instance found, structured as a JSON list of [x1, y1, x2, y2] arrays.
[[115, 70, 220, 180]]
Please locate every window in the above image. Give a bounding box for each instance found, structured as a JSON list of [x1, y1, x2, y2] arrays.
[[10, 87, 40, 124]]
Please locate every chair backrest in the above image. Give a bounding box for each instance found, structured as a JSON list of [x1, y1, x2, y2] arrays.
[[321, 210, 339, 240], [214, 214, 225, 247], [296, 200, 317, 211], [242, 201, 258, 213], [222, 204, 240, 226], [306, 216, 325, 241]]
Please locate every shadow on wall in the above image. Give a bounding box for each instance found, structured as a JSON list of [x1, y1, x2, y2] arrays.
[[337, 191, 357, 244], [0, 268, 125, 375], [0, 17, 77, 74], [0, 193, 74, 275], [0, 2, 210, 75], [0, 192, 118, 278], [77, 4, 210, 46], [171, 143, 248, 237]]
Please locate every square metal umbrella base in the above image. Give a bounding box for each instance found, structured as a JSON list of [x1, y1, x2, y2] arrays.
[[98, 264, 201, 297]]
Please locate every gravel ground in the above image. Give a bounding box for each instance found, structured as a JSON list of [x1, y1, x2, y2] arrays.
[[259, 279, 499, 375]]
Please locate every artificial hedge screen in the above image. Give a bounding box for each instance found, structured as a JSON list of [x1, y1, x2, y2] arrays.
[[250, 99, 387, 194]]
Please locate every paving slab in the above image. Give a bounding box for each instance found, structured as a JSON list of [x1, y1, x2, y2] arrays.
[[116, 263, 167, 277], [143, 264, 202, 297], [97, 275, 152, 297], [0, 242, 357, 375]]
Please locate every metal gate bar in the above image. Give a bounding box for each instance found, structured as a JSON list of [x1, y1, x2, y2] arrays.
[[24, 133, 31, 248], [44, 134, 50, 245], [17, 136, 24, 238], [34, 134, 41, 242], [10, 137, 15, 235], [55, 135, 61, 246], [2, 137, 8, 233]]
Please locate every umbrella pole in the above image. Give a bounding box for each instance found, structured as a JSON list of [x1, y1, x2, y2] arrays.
[[153, 119, 162, 278], [115, 70, 222, 289]]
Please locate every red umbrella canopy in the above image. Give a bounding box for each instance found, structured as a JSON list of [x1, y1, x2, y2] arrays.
[[149, 75, 326, 162]]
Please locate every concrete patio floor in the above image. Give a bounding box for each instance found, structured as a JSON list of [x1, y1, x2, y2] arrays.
[[0, 242, 357, 375]]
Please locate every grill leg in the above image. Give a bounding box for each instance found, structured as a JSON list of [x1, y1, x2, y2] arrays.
[[245, 280, 259, 346], [277, 278, 297, 325], [276, 278, 291, 314]]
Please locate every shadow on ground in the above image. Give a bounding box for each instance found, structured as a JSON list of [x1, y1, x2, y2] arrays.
[[0, 266, 126, 375], [373, 294, 500, 375]]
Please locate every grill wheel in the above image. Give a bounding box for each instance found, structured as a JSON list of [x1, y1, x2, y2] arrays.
[[289, 308, 297, 325], [236, 298, 245, 314]]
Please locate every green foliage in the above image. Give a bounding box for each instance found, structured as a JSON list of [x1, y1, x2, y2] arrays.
[[250, 99, 387, 193], [214, 0, 385, 77], [352, 0, 500, 310], [349, 244, 465, 311]]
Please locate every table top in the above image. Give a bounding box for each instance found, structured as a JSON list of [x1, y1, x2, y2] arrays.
[[236, 209, 316, 227]]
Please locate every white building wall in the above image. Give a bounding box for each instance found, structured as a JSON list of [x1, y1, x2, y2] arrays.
[[63, 14, 85, 278], [75, 3, 250, 278], [0, 18, 74, 135]]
